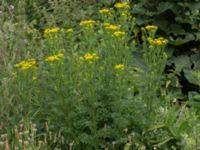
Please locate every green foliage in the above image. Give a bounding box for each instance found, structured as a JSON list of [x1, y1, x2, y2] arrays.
[[25, 0, 101, 29], [132, 0, 200, 45], [1, 0, 101, 29], [130, 0, 200, 101], [1, 1, 200, 149]]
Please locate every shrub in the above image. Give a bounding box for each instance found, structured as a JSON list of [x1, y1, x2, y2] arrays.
[[130, 0, 200, 101], [1, 1, 200, 149]]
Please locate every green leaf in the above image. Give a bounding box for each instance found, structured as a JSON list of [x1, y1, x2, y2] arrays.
[[190, 94, 200, 102], [157, 2, 175, 14], [187, 101, 200, 108], [148, 124, 166, 131], [177, 121, 189, 135], [184, 69, 200, 86], [153, 137, 174, 147], [169, 34, 195, 46], [188, 91, 199, 100], [173, 55, 191, 72], [189, 92, 200, 102]]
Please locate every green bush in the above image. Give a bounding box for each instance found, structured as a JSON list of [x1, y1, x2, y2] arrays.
[[132, 0, 200, 45], [1, 0, 101, 29], [95, 0, 200, 99], [130, 0, 200, 101]]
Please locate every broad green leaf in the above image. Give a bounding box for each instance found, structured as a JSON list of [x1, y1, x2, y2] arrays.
[[184, 69, 200, 86], [190, 95, 200, 101], [157, 2, 175, 14], [187, 101, 200, 108], [169, 34, 195, 46], [173, 56, 191, 72]]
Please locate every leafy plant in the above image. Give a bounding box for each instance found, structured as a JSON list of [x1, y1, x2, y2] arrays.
[[1, 1, 200, 149]]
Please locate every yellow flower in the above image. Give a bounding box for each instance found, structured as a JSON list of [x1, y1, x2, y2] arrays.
[[105, 24, 121, 31], [80, 20, 96, 27], [115, 64, 125, 70], [83, 53, 99, 61], [45, 53, 65, 62], [112, 31, 125, 37], [145, 25, 158, 30], [148, 37, 168, 46], [99, 8, 110, 14], [66, 28, 73, 33], [15, 59, 36, 70], [114, 2, 130, 9], [44, 27, 62, 34]]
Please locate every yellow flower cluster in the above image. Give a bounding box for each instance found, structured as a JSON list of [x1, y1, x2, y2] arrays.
[[44, 27, 62, 34], [99, 8, 110, 14], [115, 64, 125, 70], [148, 37, 168, 46], [105, 24, 121, 31], [104, 23, 125, 37], [113, 31, 126, 37], [45, 53, 65, 62], [80, 20, 96, 27], [145, 25, 158, 30], [44, 27, 73, 34], [82, 53, 99, 61], [114, 2, 130, 9], [66, 28, 73, 33], [15, 59, 36, 70]]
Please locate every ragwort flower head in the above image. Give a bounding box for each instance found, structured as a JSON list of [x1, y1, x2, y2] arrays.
[[80, 20, 96, 28], [114, 2, 130, 9], [148, 37, 168, 46], [105, 24, 121, 31], [45, 53, 65, 62], [99, 8, 110, 14], [44, 27, 62, 34], [145, 25, 158, 31], [83, 53, 99, 61], [112, 31, 126, 37], [115, 64, 125, 70], [66, 28, 73, 33], [15, 59, 36, 70]]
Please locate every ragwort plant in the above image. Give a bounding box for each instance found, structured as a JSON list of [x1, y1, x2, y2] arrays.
[[38, 5, 137, 148], [10, 3, 138, 149]]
